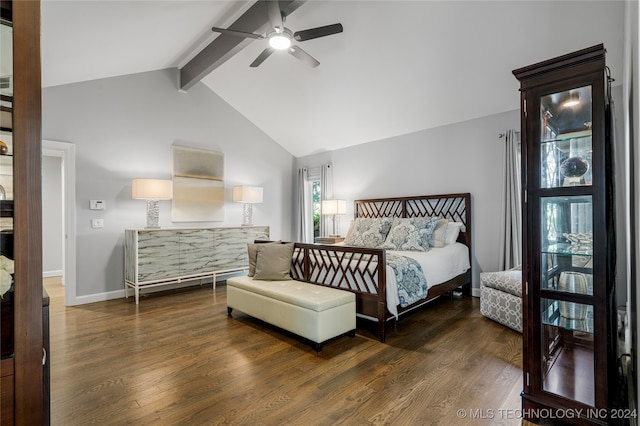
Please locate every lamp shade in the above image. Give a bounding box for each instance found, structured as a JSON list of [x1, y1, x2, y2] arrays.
[[132, 179, 173, 200], [232, 185, 263, 204], [322, 199, 346, 215]]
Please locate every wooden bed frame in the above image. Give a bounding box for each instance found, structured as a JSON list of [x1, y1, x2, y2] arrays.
[[289, 193, 472, 342]]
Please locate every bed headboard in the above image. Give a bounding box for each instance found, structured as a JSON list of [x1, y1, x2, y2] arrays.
[[353, 193, 472, 248]]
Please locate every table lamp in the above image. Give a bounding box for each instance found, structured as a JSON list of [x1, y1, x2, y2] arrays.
[[132, 178, 173, 228], [321, 199, 346, 236], [232, 185, 263, 226]]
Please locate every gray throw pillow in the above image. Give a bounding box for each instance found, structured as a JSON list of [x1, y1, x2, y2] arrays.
[[253, 243, 295, 281], [247, 241, 281, 277], [247, 244, 258, 277]]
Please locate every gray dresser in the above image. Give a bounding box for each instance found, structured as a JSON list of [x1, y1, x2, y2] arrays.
[[124, 226, 269, 303]]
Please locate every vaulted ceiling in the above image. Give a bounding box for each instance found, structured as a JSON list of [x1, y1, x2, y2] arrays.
[[41, 0, 625, 157]]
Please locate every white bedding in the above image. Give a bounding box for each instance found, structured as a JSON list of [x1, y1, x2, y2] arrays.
[[385, 243, 470, 317], [325, 242, 470, 317]]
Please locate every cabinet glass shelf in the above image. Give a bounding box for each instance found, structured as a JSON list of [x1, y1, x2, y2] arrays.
[[542, 298, 594, 333], [543, 243, 593, 256], [541, 297, 595, 406], [540, 131, 592, 145]]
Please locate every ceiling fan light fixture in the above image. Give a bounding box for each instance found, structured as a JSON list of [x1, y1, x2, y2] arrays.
[[562, 93, 580, 108], [268, 33, 291, 50]]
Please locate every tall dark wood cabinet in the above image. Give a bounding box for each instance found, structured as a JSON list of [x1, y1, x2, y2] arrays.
[[0, 1, 48, 424], [513, 44, 617, 425]]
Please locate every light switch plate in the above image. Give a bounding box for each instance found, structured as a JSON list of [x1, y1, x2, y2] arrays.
[[91, 219, 104, 229]]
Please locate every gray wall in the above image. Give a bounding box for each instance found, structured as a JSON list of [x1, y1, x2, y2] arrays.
[[295, 109, 519, 292], [42, 155, 63, 276], [42, 68, 294, 300]]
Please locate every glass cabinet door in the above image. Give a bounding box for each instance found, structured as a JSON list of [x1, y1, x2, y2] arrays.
[[540, 195, 595, 406], [0, 4, 14, 360], [540, 86, 593, 188], [0, 14, 13, 252], [538, 85, 595, 406]]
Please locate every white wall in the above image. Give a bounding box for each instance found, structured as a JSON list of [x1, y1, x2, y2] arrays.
[[42, 68, 294, 301], [42, 155, 63, 276]]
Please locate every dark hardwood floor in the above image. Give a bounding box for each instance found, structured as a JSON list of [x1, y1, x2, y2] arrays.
[[44, 277, 531, 425]]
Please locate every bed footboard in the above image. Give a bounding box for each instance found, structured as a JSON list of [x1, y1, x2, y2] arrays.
[[291, 243, 390, 341], [288, 192, 472, 343]]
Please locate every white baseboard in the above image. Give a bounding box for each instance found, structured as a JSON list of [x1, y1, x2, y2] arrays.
[[43, 270, 63, 278], [69, 278, 226, 306], [68, 280, 480, 305], [69, 289, 125, 306]]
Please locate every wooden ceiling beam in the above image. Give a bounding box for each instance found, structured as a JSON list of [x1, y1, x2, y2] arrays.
[[179, 0, 305, 91]]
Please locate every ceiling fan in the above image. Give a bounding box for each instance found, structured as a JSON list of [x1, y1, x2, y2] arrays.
[[211, 0, 343, 68]]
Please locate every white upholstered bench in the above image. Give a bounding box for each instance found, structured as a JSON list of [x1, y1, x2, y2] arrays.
[[226, 276, 356, 351]]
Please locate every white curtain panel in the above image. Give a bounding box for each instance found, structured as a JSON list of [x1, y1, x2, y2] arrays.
[[297, 167, 310, 243], [499, 130, 523, 270], [320, 163, 333, 237]]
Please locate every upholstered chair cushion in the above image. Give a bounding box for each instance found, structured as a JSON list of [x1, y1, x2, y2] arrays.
[[480, 270, 522, 298]]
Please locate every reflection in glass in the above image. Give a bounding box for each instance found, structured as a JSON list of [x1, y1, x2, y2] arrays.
[[558, 272, 588, 297], [541, 196, 592, 252], [541, 298, 594, 406], [0, 16, 13, 258], [540, 86, 593, 188], [540, 196, 593, 294]]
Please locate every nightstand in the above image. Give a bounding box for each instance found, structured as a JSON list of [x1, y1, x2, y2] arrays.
[[314, 236, 345, 244]]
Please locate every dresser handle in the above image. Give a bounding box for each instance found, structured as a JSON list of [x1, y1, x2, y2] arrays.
[[42, 347, 47, 366]]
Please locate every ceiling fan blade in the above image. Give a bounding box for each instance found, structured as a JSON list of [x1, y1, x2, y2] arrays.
[[289, 45, 320, 68], [211, 27, 264, 40], [250, 48, 275, 67], [293, 23, 343, 42], [266, 0, 284, 31]]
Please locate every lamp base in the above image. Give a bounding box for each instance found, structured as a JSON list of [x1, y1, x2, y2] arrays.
[[146, 200, 160, 229], [241, 203, 253, 227]]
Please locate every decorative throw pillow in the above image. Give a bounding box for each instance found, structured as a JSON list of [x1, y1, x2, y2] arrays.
[[428, 218, 450, 248], [380, 217, 440, 251], [247, 244, 259, 277], [444, 222, 464, 245], [344, 220, 355, 242], [253, 243, 295, 281], [343, 217, 393, 248], [247, 241, 280, 277]]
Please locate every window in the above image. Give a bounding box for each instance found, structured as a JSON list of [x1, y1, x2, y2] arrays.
[[299, 164, 331, 243], [312, 180, 321, 239]]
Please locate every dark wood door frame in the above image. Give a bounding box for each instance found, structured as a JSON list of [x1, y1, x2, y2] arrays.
[[12, 1, 44, 424]]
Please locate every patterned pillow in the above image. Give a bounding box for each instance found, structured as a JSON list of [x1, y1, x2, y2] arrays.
[[428, 218, 450, 248], [344, 217, 393, 248], [380, 217, 440, 251]]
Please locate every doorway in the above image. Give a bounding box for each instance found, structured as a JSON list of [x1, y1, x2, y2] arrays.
[[42, 140, 76, 306]]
